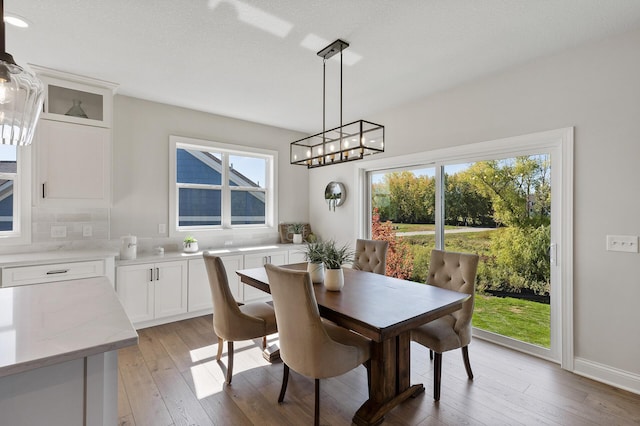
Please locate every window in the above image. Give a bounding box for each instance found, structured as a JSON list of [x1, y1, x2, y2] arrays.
[[0, 144, 30, 244], [170, 136, 276, 235]]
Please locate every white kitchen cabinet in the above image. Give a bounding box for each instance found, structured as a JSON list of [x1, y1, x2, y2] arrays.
[[31, 66, 117, 208], [243, 250, 287, 302], [116, 260, 187, 325], [35, 120, 110, 207]]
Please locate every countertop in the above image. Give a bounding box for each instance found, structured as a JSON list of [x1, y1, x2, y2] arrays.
[[0, 249, 118, 268], [0, 276, 138, 378], [116, 243, 305, 266]]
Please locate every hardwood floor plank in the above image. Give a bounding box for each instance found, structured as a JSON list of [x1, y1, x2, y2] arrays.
[[151, 356, 214, 426], [118, 345, 173, 426], [118, 316, 640, 426]]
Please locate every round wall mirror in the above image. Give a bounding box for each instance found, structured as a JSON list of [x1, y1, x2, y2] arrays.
[[325, 182, 346, 211]]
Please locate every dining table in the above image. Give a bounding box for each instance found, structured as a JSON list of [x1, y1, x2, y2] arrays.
[[236, 263, 470, 426]]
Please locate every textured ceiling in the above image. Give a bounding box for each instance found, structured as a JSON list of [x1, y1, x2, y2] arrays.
[[6, 0, 640, 133]]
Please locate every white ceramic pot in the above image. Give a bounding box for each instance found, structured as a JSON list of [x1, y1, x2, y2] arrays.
[[307, 262, 325, 283], [293, 233, 303, 244], [324, 268, 344, 291], [183, 241, 199, 253]]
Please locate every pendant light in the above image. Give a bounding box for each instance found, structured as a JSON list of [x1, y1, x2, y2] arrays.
[[290, 39, 384, 168], [0, 0, 44, 146]]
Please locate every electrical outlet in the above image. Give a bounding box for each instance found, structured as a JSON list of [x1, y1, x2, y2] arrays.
[[606, 235, 638, 253], [158, 224, 167, 234], [224, 240, 233, 246], [83, 225, 93, 237], [51, 225, 67, 238]]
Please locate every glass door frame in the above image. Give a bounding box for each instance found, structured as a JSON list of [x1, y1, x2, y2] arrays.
[[356, 128, 574, 370]]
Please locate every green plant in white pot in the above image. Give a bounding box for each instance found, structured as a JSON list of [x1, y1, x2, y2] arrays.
[[322, 240, 354, 291], [183, 235, 198, 253], [303, 240, 325, 283], [288, 223, 305, 244]]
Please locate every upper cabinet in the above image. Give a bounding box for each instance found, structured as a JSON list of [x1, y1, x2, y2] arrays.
[[31, 65, 117, 128], [30, 66, 118, 207]]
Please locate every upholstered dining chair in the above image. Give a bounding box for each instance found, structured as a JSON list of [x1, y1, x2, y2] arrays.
[[352, 239, 389, 275], [411, 249, 479, 401], [203, 252, 278, 385], [264, 264, 371, 426]]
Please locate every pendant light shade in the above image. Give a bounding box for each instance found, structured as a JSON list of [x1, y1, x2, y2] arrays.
[[0, 0, 44, 146]]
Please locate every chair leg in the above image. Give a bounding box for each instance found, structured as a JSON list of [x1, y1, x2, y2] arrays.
[[364, 360, 371, 396], [225, 341, 234, 385], [262, 335, 267, 349], [433, 352, 442, 401], [462, 345, 473, 380], [314, 378, 320, 426], [216, 337, 223, 361], [429, 349, 433, 361], [278, 364, 289, 403]]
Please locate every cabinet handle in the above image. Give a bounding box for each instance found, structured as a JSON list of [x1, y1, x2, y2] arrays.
[[42, 183, 46, 199], [268, 255, 272, 264], [149, 268, 154, 282], [156, 267, 160, 281], [46, 269, 69, 275]]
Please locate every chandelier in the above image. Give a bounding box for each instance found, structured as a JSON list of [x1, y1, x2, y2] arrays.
[[290, 39, 384, 168], [0, 0, 44, 146]]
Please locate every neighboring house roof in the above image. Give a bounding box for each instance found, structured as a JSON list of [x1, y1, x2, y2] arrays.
[[0, 161, 17, 174]]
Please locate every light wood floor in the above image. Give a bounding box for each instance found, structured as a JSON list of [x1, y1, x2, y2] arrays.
[[118, 315, 640, 425]]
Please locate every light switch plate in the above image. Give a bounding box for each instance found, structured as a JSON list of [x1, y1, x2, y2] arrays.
[[606, 235, 638, 253], [158, 224, 166, 235]]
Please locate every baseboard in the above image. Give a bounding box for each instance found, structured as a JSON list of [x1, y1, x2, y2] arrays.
[[574, 357, 640, 395]]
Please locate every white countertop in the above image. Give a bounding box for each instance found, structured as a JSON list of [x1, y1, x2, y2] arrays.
[[0, 249, 118, 268], [116, 243, 304, 266], [0, 276, 138, 377]]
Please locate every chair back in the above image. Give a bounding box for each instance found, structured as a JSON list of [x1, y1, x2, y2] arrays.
[[265, 264, 364, 379], [203, 252, 258, 339], [427, 249, 479, 342], [353, 239, 389, 275]]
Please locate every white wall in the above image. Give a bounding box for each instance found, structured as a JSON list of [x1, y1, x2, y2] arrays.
[[309, 28, 640, 391], [111, 96, 308, 249]]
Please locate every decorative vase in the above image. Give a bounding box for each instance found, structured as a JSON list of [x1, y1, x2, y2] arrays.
[[324, 268, 344, 291], [307, 262, 324, 284], [65, 99, 88, 118], [183, 241, 199, 253], [293, 233, 303, 244]]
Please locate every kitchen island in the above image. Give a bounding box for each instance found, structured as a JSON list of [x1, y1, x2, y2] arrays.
[[0, 276, 138, 425]]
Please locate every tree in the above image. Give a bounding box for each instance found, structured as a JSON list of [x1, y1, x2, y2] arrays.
[[444, 173, 494, 226], [371, 208, 414, 279]]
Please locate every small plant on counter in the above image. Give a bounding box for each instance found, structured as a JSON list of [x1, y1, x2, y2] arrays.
[[288, 223, 305, 234], [183, 236, 199, 253]]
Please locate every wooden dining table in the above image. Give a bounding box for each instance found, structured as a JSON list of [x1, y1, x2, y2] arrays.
[[236, 263, 470, 426]]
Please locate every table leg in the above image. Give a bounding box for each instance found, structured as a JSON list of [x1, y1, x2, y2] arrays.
[[353, 332, 423, 425]]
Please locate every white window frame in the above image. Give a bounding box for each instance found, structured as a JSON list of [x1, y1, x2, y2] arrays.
[[169, 135, 277, 238], [0, 145, 31, 245], [356, 127, 574, 370]]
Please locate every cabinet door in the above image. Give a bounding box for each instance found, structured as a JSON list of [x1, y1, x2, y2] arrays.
[[220, 255, 244, 302], [116, 264, 154, 324], [187, 258, 213, 312], [36, 120, 110, 207], [242, 251, 287, 302], [288, 248, 307, 264], [154, 261, 188, 319]]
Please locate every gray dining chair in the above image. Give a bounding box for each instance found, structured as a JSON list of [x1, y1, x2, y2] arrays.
[[352, 239, 389, 275], [265, 263, 371, 426], [411, 249, 479, 401], [203, 252, 278, 385]]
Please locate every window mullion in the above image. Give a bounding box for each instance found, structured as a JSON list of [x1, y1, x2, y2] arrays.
[[221, 153, 231, 228], [435, 164, 444, 249]]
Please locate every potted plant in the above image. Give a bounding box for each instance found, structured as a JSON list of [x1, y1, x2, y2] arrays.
[[322, 240, 354, 291], [183, 235, 199, 253], [288, 223, 305, 244], [303, 240, 325, 283]]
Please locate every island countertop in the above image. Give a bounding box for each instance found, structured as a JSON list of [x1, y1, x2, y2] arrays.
[[0, 276, 138, 378]]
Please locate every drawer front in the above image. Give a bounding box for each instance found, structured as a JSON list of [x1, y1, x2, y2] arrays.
[[1, 260, 105, 287]]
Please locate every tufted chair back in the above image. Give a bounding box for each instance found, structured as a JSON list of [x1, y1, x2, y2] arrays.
[[353, 239, 389, 275], [426, 249, 479, 346]]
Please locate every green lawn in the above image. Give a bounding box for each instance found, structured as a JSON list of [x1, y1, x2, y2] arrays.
[[473, 295, 550, 348]]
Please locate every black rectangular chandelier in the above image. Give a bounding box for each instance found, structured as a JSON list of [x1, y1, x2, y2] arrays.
[[290, 39, 384, 168]]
